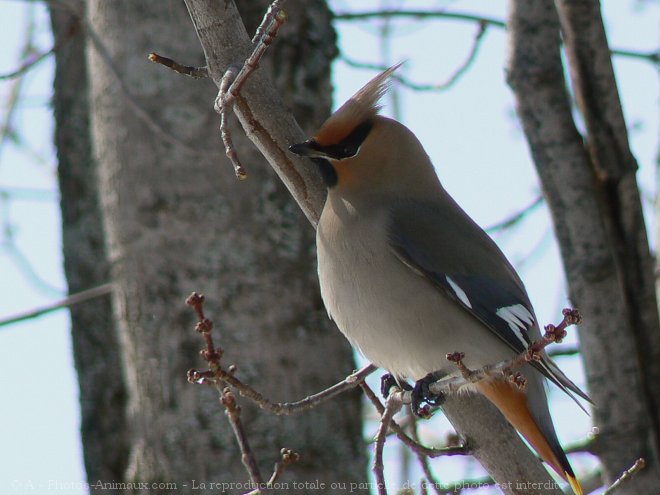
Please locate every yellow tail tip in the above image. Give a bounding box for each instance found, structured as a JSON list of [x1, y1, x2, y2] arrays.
[[566, 472, 583, 495]]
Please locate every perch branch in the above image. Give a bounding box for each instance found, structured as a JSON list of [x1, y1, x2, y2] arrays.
[[425, 309, 581, 400], [602, 458, 646, 495], [361, 383, 468, 458]]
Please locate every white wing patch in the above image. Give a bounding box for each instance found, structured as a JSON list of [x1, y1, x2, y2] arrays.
[[496, 304, 534, 348], [446, 276, 472, 309]]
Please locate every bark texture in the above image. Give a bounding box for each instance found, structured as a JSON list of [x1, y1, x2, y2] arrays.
[[50, 0, 129, 484], [507, 1, 660, 492], [85, 0, 364, 493]]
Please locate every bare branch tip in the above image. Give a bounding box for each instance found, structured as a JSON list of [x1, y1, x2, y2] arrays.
[[185, 291, 205, 307], [446, 351, 465, 363]]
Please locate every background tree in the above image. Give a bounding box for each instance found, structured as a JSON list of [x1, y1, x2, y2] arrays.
[[53, 0, 364, 491]]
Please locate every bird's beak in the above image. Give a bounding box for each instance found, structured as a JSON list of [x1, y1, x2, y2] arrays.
[[289, 139, 330, 159]]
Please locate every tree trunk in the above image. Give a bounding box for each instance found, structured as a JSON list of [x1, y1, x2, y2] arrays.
[[85, 0, 364, 492], [506, 1, 660, 492], [50, 0, 129, 484]]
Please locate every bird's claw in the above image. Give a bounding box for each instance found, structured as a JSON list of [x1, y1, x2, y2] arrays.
[[380, 373, 412, 399], [412, 372, 445, 417]]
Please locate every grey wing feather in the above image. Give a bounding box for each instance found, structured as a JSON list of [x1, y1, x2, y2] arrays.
[[387, 199, 592, 406]]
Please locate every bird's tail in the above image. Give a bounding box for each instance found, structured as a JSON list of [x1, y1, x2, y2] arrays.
[[476, 378, 583, 495]]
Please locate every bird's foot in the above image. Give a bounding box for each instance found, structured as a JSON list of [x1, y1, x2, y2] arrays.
[[412, 372, 445, 418], [380, 373, 412, 399]]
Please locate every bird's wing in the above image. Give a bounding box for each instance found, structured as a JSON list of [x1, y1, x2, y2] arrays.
[[387, 199, 591, 405]]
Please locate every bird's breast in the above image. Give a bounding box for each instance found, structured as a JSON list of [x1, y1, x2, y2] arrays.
[[316, 194, 512, 380]]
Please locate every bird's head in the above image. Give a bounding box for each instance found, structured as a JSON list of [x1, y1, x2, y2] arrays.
[[289, 63, 440, 197]]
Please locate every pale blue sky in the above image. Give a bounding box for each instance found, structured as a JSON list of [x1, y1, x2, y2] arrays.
[[0, 1, 657, 493]]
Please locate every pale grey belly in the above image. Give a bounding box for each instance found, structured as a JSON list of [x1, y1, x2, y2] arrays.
[[318, 236, 514, 381]]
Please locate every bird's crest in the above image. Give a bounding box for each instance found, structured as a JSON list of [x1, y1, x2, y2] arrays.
[[314, 63, 402, 146]]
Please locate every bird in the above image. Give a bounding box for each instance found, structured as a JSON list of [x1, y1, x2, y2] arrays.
[[289, 64, 590, 495]]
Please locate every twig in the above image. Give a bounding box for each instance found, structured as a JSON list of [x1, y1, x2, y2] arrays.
[[147, 52, 208, 79], [602, 458, 645, 495], [333, 9, 507, 29], [340, 18, 487, 95], [0, 20, 77, 81], [221, 387, 264, 487], [0, 283, 114, 328], [336, 10, 658, 67], [210, 1, 288, 179], [266, 448, 300, 488], [224, 5, 287, 105], [409, 413, 443, 495], [610, 48, 659, 68], [186, 292, 377, 414], [485, 195, 544, 233], [215, 65, 247, 179], [191, 358, 376, 415], [426, 309, 581, 399], [361, 383, 468, 458], [341, 15, 488, 95], [251, 0, 287, 44], [82, 13, 221, 157], [150, 1, 287, 180], [373, 391, 404, 495], [547, 345, 580, 358], [187, 293, 303, 495]]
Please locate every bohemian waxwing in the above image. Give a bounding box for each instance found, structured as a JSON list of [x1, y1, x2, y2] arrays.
[[289, 64, 590, 495]]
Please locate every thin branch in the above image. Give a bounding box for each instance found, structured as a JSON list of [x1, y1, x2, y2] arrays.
[[485, 195, 544, 233], [361, 382, 469, 458], [251, 0, 287, 44], [341, 21, 488, 92], [80, 11, 222, 157], [266, 448, 300, 488], [212, 2, 287, 179], [547, 345, 580, 358], [610, 48, 659, 68], [220, 387, 264, 487], [149, 1, 287, 179], [186, 292, 377, 414], [1, 240, 64, 297], [409, 413, 443, 495], [424, 309, 581, 400], [373, 391, 404, 495], [0, 283, 114, 328], [602, 458, 646, 495], [333, 9, 507, 29], [335, 10, 658, 66], [215, 65, 247, 179], [0, 15, 79, 81], [147, 52, 208, 79], [224, 4, 287, 106]]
